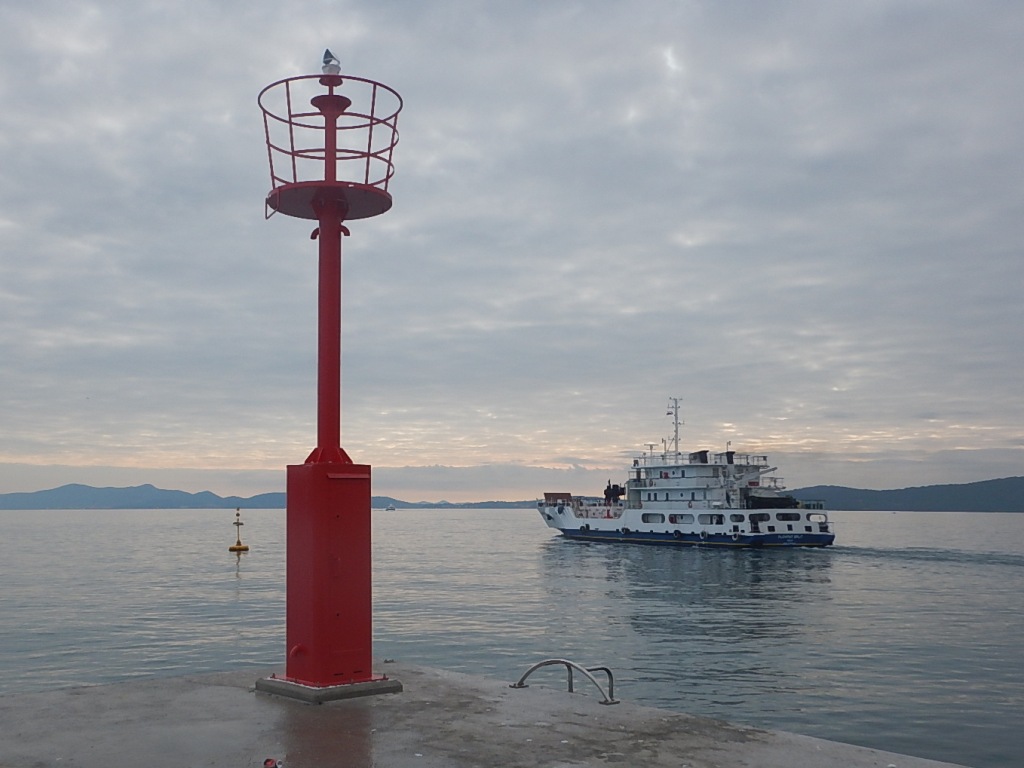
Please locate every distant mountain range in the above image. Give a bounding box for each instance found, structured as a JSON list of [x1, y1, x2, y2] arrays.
[[790, 476, 1024, 513], [0, 477, 1021, 512], [0, 483, 525, 510]]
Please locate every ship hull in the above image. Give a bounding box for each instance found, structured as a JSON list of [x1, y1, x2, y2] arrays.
[[538, 503, 836, 549], [556, 526, 834, 548]]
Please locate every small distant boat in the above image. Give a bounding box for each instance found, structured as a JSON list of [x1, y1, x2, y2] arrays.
[[384, 504, 396, 511], [537, 400, 835, 548]]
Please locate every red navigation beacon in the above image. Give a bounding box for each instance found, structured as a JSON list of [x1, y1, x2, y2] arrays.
[[254, 51, 403, 703]]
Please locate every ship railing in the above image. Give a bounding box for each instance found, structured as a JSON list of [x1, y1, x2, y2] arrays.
[[634, 453, 699, 468], [633, 452, 771, 467], [723, 454, 770, 466], [510, 659, 618, 705], [576, 502, 624, 519]]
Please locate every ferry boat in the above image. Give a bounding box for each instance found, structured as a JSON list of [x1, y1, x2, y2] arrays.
[[538, 400, 835, 548]]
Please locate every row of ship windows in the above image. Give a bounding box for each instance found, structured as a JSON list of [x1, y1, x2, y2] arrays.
[[645, 491, 710, 501], [641, 512, 805, 524], [645, 470, 715, 478]]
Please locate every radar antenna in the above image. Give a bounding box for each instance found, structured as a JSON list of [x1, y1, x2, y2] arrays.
[[666, 397, 683, 458]]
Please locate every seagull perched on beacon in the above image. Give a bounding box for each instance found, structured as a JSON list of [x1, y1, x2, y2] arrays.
[[322, 49, 341, 75]]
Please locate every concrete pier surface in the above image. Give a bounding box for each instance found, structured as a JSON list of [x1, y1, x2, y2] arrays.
[[0, 662, 968, 768]]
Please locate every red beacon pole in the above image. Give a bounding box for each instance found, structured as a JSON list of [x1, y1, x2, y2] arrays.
[[254, 51, 402, 703]]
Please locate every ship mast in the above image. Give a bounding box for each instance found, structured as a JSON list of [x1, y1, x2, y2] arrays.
[[666, 397, 683, 459]]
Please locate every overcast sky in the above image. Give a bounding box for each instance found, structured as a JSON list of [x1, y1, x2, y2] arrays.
[[1, 1, 1022, 502]]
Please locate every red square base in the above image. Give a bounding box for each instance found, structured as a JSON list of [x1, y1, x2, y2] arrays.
[[285, 461, 373, 686]]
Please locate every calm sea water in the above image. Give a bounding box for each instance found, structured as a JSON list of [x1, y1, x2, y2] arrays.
[[1, 508, 1021, 767]]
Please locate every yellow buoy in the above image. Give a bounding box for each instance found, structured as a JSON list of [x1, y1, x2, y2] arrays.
[[229, 508, 250, 552]]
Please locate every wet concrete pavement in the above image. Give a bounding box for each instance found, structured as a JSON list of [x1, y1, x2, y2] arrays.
[[0, 662, 969, 768]]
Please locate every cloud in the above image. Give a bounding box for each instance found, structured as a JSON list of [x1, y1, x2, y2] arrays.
[[1, 1, 1022, 501]]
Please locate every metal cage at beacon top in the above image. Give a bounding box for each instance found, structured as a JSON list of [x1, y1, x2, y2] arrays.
[[258, 73, 402, 221]]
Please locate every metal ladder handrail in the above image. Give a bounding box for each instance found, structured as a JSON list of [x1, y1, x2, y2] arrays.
[[509, 658, 618, 705]]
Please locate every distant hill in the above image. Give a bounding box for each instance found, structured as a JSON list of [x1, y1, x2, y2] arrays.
[[0, 477, 1021, 512], [790, 476, 1024, 512], [0, 483, 530, 510], [0, 483, 280, 510]]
